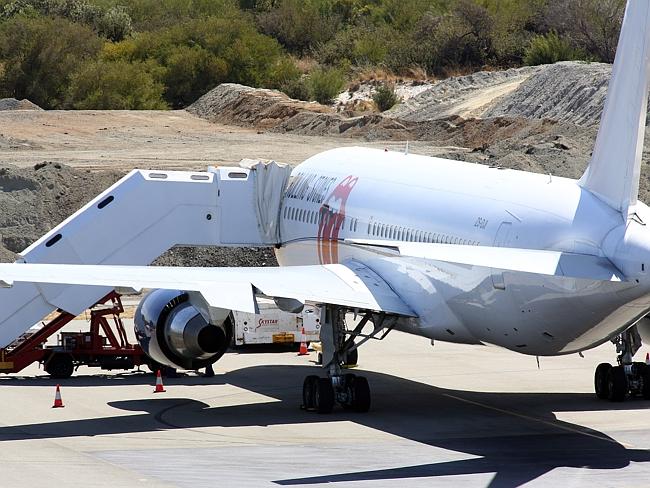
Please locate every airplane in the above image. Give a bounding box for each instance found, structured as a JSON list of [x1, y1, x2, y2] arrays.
[[0, 0, 649, 414]]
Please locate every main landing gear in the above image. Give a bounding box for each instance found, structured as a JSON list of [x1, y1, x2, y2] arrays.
[[594, 326, 650, 401], [301, 306, 395, 414]]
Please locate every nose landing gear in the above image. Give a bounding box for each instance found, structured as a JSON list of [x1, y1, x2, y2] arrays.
[[594, 326, 650, 402]]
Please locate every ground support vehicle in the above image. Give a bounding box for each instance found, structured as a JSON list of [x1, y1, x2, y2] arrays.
[[0, 292, 148, 379], [231, 299, 321, 347]]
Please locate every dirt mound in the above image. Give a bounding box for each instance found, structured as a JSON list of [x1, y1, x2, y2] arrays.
[[484, 62, 613, 126], [386, 66, 540, 121], [0, 98, 42, 111], [0, 162, 121, 260], [187, 83, 331, 129]]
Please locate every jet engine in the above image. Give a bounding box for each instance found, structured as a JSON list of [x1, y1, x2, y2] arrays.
[[134, 289, 233, 370]]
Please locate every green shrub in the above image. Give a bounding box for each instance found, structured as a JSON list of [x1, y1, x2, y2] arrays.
[[281, 76, 310, 101], [161, 45, 228, 108], [68, 59, 167, 109], [307, 66, 345, 104], [95, 5, 132, 41], [524, 31, 582, 66], [1, 0, 133, 40], [256, 0, 342, 54], [372, 83, 399, 111], [0, 16, 101, 108], [123, 16, 285, 105]]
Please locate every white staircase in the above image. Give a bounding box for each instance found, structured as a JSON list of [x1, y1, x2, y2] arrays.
[[0, 161, 291, 348]]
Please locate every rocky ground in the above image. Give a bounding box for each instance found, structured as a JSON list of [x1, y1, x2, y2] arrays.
[[1, 60, 648, 267]]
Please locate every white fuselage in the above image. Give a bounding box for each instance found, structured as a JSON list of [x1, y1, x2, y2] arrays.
[[275, 147, 650, 356]]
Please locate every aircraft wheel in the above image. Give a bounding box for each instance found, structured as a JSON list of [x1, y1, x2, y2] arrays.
[[642, 366, 650, 400], [45, 353, 74, 379], [302, 375, 319, 411], [314, 378, 335, 414], [351, 375, 371, 412], [607, 365, 628, 402], [594, 362, 612, 399]]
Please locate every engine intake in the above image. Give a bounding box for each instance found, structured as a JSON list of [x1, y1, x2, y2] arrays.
[[134, 289, 232, 370]]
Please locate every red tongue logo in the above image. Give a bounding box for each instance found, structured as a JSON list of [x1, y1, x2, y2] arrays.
[[318, 175, 358, 264]]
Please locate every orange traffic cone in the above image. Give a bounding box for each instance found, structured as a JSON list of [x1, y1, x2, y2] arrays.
[[153, 370, 166, 393], [52, 384, 64, 408], [298, 327, 308, 356], [646, 352, 650, 365]]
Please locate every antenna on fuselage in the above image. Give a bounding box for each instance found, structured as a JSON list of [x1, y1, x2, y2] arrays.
[[404, 140, 410, 155]]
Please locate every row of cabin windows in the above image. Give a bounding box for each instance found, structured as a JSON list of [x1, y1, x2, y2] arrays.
[[283, 205, 359, 232], [367, 221, 479, 246], [282, 205, 478, 246]]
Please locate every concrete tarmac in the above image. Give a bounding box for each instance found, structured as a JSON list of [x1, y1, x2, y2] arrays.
[[2, 326, 650, 487]]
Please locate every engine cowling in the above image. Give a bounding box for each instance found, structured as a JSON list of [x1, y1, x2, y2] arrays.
[[134, 289, 233, 370]]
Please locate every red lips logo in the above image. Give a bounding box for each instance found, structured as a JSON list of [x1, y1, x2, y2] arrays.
[[317, 175, 358, 264]]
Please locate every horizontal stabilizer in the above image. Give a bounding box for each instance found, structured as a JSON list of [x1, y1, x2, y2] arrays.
[[346, 239, 626, 282]]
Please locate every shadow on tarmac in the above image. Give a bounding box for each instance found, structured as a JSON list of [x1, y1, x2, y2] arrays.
[[2, 365, 650, 487]]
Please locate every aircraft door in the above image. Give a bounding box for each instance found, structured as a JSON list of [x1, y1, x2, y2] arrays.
[[491, 222, 512, 290]]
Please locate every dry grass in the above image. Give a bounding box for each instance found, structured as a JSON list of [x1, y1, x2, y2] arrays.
[[294, 56, 319, 74]]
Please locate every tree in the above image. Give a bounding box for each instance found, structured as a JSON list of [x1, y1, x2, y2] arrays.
[[0, 16, 101, 108], [545, 0, 625, 62]]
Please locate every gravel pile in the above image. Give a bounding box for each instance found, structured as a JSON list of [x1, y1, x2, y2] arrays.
[[386, 62, 619, 127], [386, 66, 540, 121], [483, 62, 614, 126], [0, 98, 42, 111]]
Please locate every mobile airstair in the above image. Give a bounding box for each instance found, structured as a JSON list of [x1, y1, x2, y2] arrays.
[[0, 160, 291, 349]]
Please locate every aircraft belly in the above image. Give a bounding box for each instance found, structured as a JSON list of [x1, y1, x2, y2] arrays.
[[450, 271, 650, 355], [276, 241, 650, 356]]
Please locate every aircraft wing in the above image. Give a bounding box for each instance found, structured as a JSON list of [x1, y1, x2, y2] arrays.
[[0, 261, 416, 316], [346, 239, 627, 282]]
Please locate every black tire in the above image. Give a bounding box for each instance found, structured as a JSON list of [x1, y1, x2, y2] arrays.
[[343, 348, 358, 367], [341, 373, 357, 410], [607, 365, 628, 402], [146, 361, 177, 377], [642, 366, 650, 400], [302, 375, 319, 411], [595, 362, 612, 399], [315, 377, 335, 414], [45, 354, 74, 379], [351, 376, 371, 412]]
